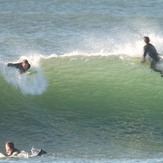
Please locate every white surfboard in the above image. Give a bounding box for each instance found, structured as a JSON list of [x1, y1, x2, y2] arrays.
[[0, 153, 5, 158]]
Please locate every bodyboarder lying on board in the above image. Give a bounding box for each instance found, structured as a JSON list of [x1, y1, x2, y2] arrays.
[[7, 59, 31, 74]]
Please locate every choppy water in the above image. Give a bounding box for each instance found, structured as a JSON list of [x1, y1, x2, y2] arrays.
[[0, 0, 163, 163]]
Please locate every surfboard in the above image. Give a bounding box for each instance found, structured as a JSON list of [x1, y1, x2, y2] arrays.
[[0, 153, 5, 158], [25, 70, 38, 76], [132, 57, 150, 66], [0, 148, 46, 159]]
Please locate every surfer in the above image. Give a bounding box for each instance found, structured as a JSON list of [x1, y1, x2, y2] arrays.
[[7, 59, 31, 74], [4, 141, 47, 158], [141, 36, 162, 74], [5, 141, 20, 157]]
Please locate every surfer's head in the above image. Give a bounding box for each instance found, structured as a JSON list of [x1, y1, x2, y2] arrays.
[[5, 141, 15, 154], [22, 59, 30, 70], [22, 59, 29, 64], [144, 36, 150, 44], [5, 141, 14, 149]]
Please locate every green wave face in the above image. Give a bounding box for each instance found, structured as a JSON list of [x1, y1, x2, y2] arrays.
[[0, 56, 163, 158]]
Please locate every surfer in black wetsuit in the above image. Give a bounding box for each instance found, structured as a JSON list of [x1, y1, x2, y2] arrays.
[[7, 59, 31, 74], [142, 36, 161, 73], [4, 141, 46, 158], [5, 141, 20, 157]]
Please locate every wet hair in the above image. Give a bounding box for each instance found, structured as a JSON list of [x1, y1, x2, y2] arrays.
[[6, 142, 14, 149], [22, 59, 29, 64], [144, 36, 150, 43]]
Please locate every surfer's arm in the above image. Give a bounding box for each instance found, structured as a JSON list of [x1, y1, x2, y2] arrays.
[[7, 63, 25, 73], [7, 63, 15, 67], [141, 47, 147, 63], [141, 53, 146, 63], [7, 63, 20, 68]]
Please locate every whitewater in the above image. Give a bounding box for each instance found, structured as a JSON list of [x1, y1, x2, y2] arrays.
[[0, 0, 163, 163]]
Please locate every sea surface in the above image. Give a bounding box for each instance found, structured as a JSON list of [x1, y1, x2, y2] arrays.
[[0, 0, 163, 163]]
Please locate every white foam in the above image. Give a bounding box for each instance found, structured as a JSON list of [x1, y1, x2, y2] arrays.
[[47, 33, 163, 59], [1, 55, 48, 95]]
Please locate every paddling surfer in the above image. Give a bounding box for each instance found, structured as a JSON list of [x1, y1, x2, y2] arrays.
[[2, 141, 46, 158]]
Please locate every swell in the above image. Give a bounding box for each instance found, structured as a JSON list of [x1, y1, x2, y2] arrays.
[[0, 56, 163, 157]]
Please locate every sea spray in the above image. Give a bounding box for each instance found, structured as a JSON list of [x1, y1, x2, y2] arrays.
[[1, 55, 47, 95]]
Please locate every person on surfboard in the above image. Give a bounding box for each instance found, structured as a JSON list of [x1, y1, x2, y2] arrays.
[[7, 59, 31, 74], [4, 141, 47, 158], [141, 36, 161, 73]]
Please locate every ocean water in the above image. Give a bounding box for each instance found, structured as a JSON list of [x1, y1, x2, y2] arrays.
[[0, 0, 163, 163]]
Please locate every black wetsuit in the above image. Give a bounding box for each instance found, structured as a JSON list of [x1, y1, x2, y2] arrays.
[[7, 62, 31, 74], [143, 43, 160, 69], [6, 148, 20, 156]]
